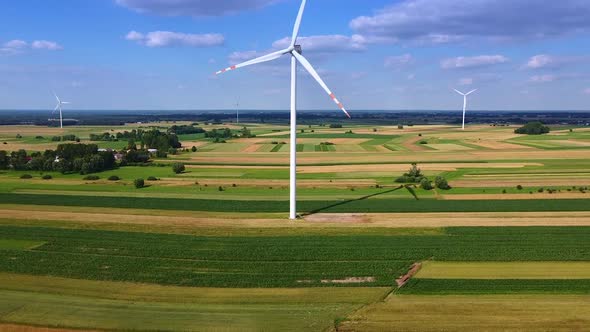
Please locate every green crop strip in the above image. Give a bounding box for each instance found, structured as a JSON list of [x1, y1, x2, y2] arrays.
[[1, 226, 590, 288], [0, 193, 588, 213]]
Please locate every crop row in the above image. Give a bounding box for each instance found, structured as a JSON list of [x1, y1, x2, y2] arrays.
[[399, 278, 590, 295], [1, 193, 590, 213]]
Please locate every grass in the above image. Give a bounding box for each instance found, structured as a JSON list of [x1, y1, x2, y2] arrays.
[[416, 261, 590, 279], [0, 240, 45, 250], [0, 273, 387, 332], [339, 295, 590, 331]]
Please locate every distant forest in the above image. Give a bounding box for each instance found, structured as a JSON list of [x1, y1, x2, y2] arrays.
[[0, 110, 589, 127]]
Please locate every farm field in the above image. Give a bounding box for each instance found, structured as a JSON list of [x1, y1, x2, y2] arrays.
[[1, 122, 590, 331]]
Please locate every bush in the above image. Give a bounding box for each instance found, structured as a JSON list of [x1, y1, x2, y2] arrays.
[[435, 176, 451, 190], [191, 146, 197, 152], [419, 140, 428, 144], [516, 185, 523, 190], [329, 124, 343, 128], [20, 174, 33, 179], [83, 175, 100, 180], [147, 176, 158, 181], [218, 186, 224, 192], [108, 175, 120, 181], [515, 121, 550, 135], [420, 178, 433, 190], [134, 178, 145, 189], [398, 124, 404, 129], [42, 175, 53, 180], [172, 163, 186, 174]]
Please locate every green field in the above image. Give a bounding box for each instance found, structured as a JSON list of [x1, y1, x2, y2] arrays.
[[1, 123, 590, 331]]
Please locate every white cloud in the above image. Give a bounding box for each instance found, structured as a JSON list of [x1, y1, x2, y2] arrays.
[[384, 54, 414, 69], [31, 40, 63, 50], [1, 39, 62, 55], [529, 74, 556, 83], [530, 73, 585, 83], [350, 0, 590, 45], [272, 35, 367, 53], [126, 31, 224, 48], [116, 0, 280, 17], [525, 54, 588, 69], [441, 55, 509, 69], [4, 40, 27, 49]]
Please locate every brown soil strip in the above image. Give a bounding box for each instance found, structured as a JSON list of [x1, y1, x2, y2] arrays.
[[396, 263, 422, 288], [451, 179, 590, 187], [401, 136, 429, 151], [305, 212, 590, 227], [321, 277, 376, 284], [468, 141, 535, 150]]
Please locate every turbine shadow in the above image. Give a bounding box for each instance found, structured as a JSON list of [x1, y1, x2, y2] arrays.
[[302, 185, 404, 217]]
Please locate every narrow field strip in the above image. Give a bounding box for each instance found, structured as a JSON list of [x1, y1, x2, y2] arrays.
[[1, 193, 589, 213], [416, 261, 590, 279], [338, 295, 590, 331]]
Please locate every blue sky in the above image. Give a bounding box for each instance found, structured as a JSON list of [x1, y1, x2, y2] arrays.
[[1, 0, 590, 111]]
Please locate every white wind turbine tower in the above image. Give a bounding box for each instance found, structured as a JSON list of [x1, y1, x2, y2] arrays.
[[53, 92, 71, 129], [216, 0, 350, 220], [454, 89, 477, 130]]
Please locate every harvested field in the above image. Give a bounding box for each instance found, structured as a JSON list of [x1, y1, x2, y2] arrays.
[[442, 193, 590, 200], [451, 179, 590, 188], [304, 212, 590, 227], [339, 295, 590, 331], [428, 143, 474, 151], [299, 162, 541, 174], [401, 136, 429, 151], [468, 141, 535, 150]]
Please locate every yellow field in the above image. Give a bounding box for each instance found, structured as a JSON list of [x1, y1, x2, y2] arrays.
[[416, 261, 590, 279], [339, 295, 590, 332]]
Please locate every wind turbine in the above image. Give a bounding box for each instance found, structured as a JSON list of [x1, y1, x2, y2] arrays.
[[454, 89, 477, 130], [53, 92, 71, 129], [216, 0, 350, 220]]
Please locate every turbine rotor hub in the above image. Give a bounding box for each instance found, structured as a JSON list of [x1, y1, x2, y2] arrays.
[[294, 45, 302, 54]]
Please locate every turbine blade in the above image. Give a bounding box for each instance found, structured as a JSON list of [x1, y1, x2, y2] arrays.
[[215, 49, 289, 75], [54, 104, 60, 112], [454, 89, 465, 96], [61, 102, 71, 104], [292, 51, 350, 118], [53, 92, 60, 103], [291, 0, 307, 46], [466, 89, 478, 96]]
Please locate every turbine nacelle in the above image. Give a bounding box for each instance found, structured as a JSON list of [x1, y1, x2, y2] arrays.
[[293, 45, 302, 55]]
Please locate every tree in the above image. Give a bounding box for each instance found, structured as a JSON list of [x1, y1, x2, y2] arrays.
[[134, 178, 145, 189], [515, 121, 550, 135], [420, 178, 433, 190], [0, 151, 10, 170], [191, 146, 197, 152], [395, 163, 425, 183], [435, 176, 451, 190], [172, 162, 185, 174]]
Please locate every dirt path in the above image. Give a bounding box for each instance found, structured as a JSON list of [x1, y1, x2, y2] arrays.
[[396, 263, 422, 288]]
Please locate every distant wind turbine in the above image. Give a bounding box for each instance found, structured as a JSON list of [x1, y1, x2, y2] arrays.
[[53, 92, 71, 129], [454, 89, 477, 130], [216, 0, 351, 220]]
